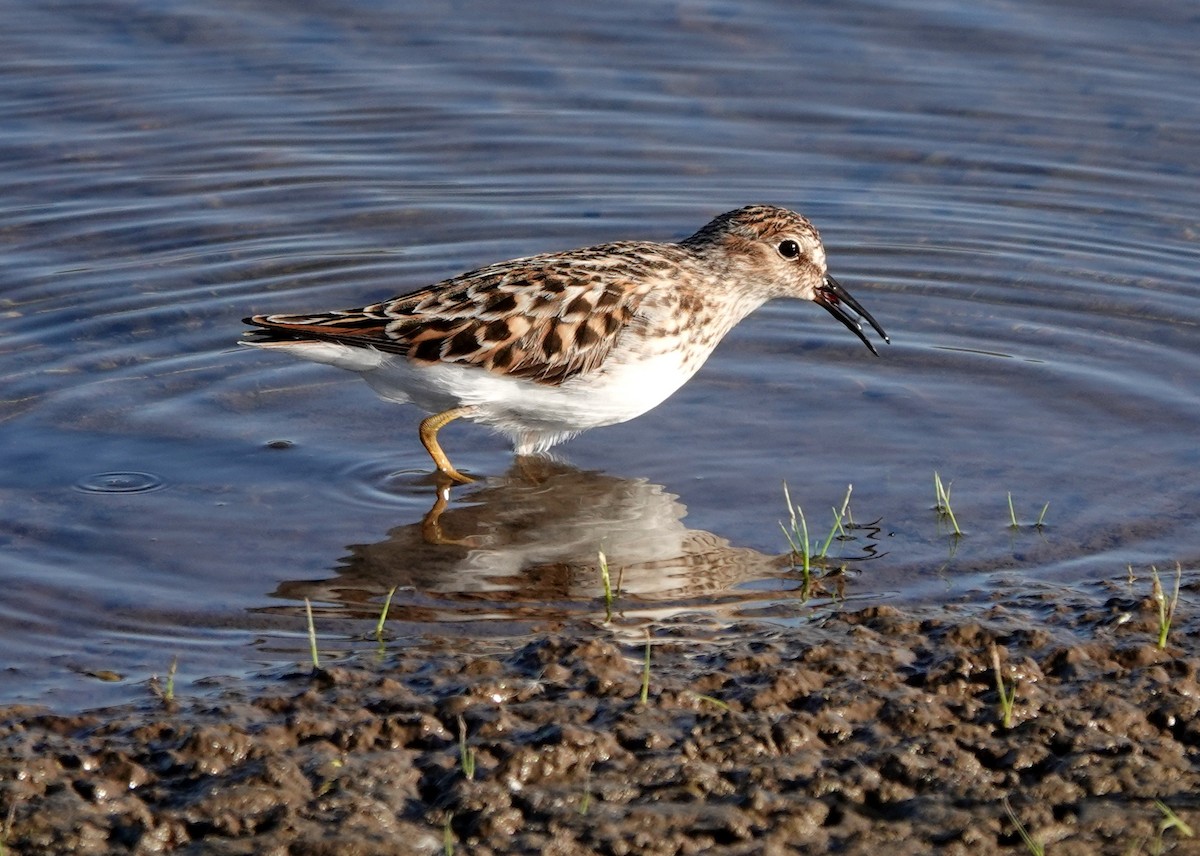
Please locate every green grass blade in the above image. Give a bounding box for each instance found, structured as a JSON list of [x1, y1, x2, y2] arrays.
[[1003, 797, 1045, 856], [304, 598, 320, 670], [599, 551, 613, 622], [457, 714, 476, 780], [640, 631, 651, 705], [374, 586, 398, 639]]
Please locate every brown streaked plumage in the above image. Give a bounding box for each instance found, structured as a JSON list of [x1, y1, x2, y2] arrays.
[[243, 204, 889, 483]]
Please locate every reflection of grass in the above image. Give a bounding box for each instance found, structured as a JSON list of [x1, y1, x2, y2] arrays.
[[991, 645, 1016, 729], [1003, 797, 1044, 856], [934, 471, 961, 536], [1150, 564, 1182, 649], [304, 598, 320, 670]]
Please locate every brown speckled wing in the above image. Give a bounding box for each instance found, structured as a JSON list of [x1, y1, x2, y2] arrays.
[[245, 241, 676, 386]]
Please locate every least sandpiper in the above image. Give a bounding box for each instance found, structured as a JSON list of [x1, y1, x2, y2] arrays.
[[243, 204, 889, 482]]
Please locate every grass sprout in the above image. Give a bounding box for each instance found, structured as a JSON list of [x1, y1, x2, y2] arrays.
[[781, 482, 853, 589], [1008, 493, 1051, 530], [694, 694, 730, 711], [1150, 563, 1182, 649], [1003, 797, 1045, 856], [160, 655, 178, 704], [304, 598, 320, 670], [457, 714, 476, 781], [991, 644, 1017, 729], [640, 630, 651, 705], [934, 471, 961, 536], [579, 767, 592, 815], [374, 586, 398, 641], [314, 758, 343, 798], [780, 481, 813, 578], [1152, 799, 1194, 853], [819, 484, 854, 556], [150, 656, 179, 705], [599, 551, 614, 621], [443, 813, 455, 856]]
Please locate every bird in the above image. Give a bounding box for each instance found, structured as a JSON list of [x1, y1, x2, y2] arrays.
[[242, 204, 889, 483]]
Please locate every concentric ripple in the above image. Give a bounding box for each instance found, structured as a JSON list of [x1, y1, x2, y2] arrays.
[[74, 472, 166, 495]]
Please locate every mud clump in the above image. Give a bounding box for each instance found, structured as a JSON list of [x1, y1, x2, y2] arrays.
[[2, 600, 1198, 854]]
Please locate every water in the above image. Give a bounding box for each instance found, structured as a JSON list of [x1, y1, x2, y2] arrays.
[[1, 0, 1197, 709]]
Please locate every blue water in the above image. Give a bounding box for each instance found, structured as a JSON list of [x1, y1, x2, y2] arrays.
[[2, 0, 1198, 709]]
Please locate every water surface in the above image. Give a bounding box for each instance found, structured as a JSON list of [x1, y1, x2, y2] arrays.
[[2, 0, 1198, 709]]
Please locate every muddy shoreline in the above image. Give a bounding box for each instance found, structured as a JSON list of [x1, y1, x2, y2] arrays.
[[2, 589, 1198, 855]]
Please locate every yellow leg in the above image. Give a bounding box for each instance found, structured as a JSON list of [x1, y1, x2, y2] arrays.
[[419, 407, 475, 484]]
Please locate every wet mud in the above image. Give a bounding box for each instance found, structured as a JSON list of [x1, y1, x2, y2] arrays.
[[2, 582, 1198, 855]]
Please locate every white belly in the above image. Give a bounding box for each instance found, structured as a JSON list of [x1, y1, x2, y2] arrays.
[[244, 337, 710, 455], [371, 347, 699, 451]]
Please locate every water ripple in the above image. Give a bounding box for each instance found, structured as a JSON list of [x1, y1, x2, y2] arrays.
[[0, 0, 1197, 707], [74, 471, 166, 495]]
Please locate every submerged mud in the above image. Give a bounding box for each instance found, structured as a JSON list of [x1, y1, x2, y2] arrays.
[[2, 586, 1198, 855]]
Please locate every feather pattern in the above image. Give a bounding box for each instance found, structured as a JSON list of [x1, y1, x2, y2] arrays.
[[243, 241, 703, 386]]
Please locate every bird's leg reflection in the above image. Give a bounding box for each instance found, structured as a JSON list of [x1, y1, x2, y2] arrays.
[[421, 482, 480, 547], [421, 457, 555, 545]]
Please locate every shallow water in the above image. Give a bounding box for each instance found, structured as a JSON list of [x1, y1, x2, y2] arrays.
[[1, 0, 1197, 709]]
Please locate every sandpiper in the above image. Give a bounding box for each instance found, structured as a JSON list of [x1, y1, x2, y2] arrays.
[[243, 204, 889, 482]]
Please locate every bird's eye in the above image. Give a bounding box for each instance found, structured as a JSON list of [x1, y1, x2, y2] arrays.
[[777, 239, 800, 259]]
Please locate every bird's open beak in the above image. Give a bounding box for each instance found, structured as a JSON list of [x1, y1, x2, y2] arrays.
[[813, 274, 890, 356]]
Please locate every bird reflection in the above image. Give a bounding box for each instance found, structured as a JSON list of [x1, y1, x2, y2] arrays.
[[271, 460, 875, 627]]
